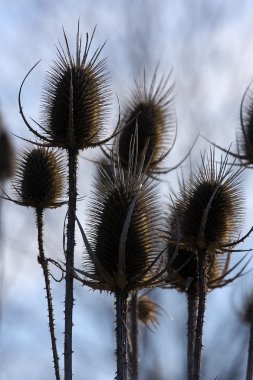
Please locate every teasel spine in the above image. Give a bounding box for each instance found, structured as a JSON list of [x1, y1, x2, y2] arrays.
[[36, 207, 61, 380]]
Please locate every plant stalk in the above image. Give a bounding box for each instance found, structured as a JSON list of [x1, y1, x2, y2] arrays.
[[246, 309, 253, 380], [64, 148, 78, 380], [187, 286, 198, 380], [36, 207, 61, 380], [193, 250, 207, 380], [115, 288, 128, 380], [128, 292, 139, 380]]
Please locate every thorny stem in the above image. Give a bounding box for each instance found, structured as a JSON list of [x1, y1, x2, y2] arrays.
[[193, 250, 207, 380], [128, 292, 139, 380], [246, 309, 253, 380], [64, 148, 78, 380], [115, 288, 128, 380], [187, 286, 198, 380], [36, 207, 61, 380]]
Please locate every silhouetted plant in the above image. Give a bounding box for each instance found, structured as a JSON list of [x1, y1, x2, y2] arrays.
[[1, 146, 66, 380], [101, 66, 198, 178], [70, 142, 166, 379], [18, 22, 121, 379], [164, 150, 250, 380]]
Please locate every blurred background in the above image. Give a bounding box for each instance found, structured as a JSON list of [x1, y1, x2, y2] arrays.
[[1, 1, 253, 379]]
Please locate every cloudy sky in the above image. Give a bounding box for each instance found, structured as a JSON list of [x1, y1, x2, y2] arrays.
[[1, 1, 253, 379]]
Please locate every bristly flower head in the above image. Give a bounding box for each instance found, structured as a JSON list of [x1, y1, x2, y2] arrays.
[[11, 147, 65, 209], [237, 81, 253, 165], [209, 81, 253, 168], [165, 149, 247, 291], [106, 66, 176, 174], [19, 22, 114, 150], [76, 143, 165, 292], [170, 150, 244, 251]]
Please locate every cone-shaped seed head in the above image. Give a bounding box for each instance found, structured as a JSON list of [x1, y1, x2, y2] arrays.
[[85, 159, 163, 291], [117, 69, 175, 169], [170, 152, 243, 251], [238, 84, 253, 162], [41, 28, 111, 149], [13, 147, 65, 208]]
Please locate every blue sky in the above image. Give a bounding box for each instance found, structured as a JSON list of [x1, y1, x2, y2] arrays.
[[1, 1, 253, 379]]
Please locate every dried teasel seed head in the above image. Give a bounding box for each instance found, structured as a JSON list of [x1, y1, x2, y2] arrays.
[[238, 82, 253, 163], [84, 151, 164, 292], [41, 25, 111, 149], [137, 295, 160, 327], [115, 67, 175, 171], [13, 147, 65, 208], [170, 150, 243, 252]]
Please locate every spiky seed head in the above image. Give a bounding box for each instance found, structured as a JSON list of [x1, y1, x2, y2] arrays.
[[41, 27, 111, 149], [238, 83, 253, 162], [137, 295, 160, 327], [0, 119, 14, 180], [116, 68, 175, 170], [85, 159, 163, 292], [170, 151, 243, 251], [13, 147, 65, 208]]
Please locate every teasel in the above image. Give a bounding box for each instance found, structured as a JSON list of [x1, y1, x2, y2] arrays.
[[1, 146, 66, 380], [18, 21, 120, 378], [205, 81, 253, 168], [72, 142, 166, 380], [101, 66, 197, 177], [164, 149, 250, 380]]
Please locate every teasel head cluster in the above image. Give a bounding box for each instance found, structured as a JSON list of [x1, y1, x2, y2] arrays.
[[76, 145, 165, 293], [10, 147, 66, 209], [20, 24, 113, 150], [165, 150, 246, 291], [103, 66, 176, 175]]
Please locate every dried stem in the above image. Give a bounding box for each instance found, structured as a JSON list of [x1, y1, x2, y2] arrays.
[[128, 292, 139, 380], [246, 310, 253, 380], [115, 288, 128, 380], [193, 250, 207, 380], [36, 207, 61, 380], [187, 286, 198, 380], [64, 148, 78, 380]]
